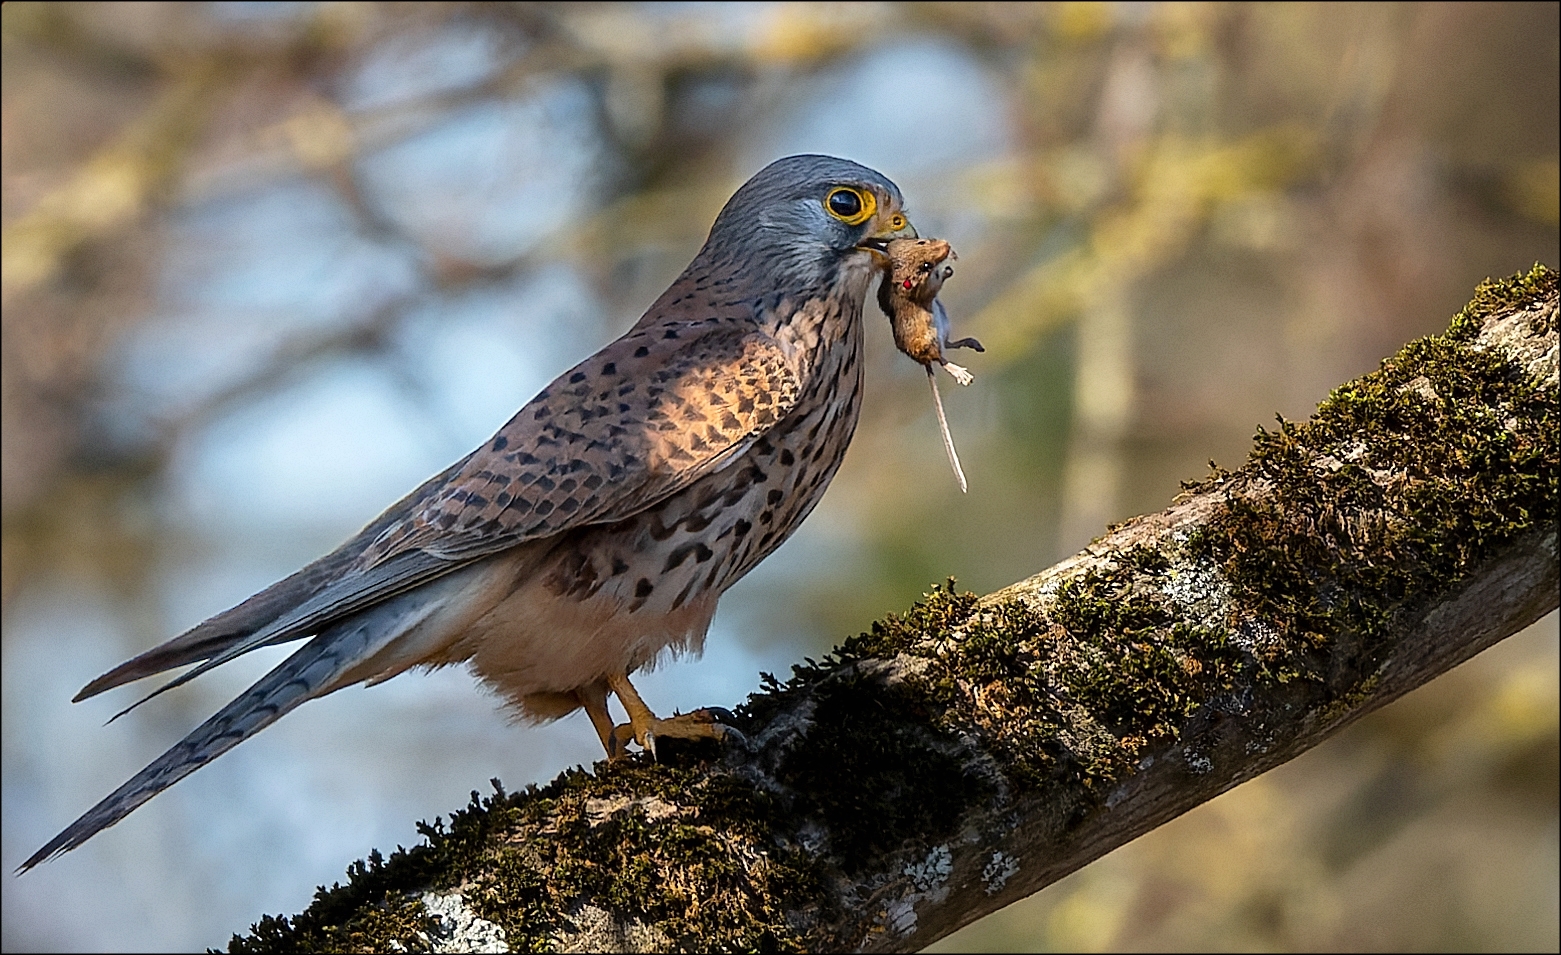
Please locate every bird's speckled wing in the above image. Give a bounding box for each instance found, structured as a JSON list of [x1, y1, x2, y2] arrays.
[[112, 320, 802, 706], [361, 318, 800, 564]]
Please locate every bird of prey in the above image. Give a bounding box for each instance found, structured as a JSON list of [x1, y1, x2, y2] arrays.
[[22, 154, 917, 871]]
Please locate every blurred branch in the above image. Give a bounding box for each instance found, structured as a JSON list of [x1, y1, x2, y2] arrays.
[[226, 267, 1556, 954], [0, 59, 217, 305], [971, 127, 1320, 360]]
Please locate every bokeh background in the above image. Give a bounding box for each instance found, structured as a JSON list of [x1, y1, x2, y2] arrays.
[[3, 2, 1556, 951]]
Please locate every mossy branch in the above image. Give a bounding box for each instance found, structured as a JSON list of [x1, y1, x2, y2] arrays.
[[228, 265, 1558, 954]]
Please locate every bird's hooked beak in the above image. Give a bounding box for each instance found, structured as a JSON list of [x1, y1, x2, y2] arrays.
[[856, 211, 918, 260]]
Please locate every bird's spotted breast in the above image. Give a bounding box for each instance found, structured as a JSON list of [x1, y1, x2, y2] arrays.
[[539, 294, 865, 620]]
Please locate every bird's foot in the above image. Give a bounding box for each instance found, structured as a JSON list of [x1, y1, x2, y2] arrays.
[[604, 672, 745, 760], [608, 707, 745, 761]]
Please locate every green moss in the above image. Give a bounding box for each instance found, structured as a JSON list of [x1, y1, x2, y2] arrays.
[[227, 767, 825, 953], [226, 845, 447, 953], [556, 767, 821, 949], [772, 664, 988, 874], [1190, 264, 1556, 676], [1446, 262, 1555, 340], [464, 764, 831, 952], [860, 570, 1252, 791], [729, 583, 998, 875], [1315, 672, 1382, 728]]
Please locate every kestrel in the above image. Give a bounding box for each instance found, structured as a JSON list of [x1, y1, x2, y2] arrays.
[[22, 154, 917, 871]]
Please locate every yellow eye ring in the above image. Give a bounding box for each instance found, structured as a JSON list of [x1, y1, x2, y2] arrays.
[[824, 186, 876, 226]]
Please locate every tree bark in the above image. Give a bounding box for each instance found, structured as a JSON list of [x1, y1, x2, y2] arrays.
[[229, 265, 1558, 955]]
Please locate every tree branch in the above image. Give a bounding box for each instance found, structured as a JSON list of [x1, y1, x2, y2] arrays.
[[229, 265, 1558, 954]]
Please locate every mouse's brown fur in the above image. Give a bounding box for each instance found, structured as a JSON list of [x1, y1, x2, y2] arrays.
[[877, 238, 983, 378], [875, 237, 983, 492]]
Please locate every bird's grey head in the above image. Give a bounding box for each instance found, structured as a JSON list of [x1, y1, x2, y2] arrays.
[[696, 155, 918, 297]]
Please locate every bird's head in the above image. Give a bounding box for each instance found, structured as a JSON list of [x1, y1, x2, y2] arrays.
[[700, 154, 917, 300]]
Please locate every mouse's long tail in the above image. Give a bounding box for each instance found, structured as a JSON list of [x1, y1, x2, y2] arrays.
[[927, 367, 967, 493]]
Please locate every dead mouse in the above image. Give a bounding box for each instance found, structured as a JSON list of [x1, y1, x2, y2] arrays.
[[876, 237, 984, 492], [877, 237, 984, 385]]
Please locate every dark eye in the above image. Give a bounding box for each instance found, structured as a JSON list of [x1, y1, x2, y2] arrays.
[[823, 186, 875, 225], [827, 188, 861, 219]]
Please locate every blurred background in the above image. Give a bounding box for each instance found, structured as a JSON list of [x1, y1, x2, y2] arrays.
[[2, 2, 1556, 951]]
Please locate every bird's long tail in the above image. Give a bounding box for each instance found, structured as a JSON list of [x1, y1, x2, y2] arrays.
[[927, 367, 968, 493], [19, 584, 450, 872]]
